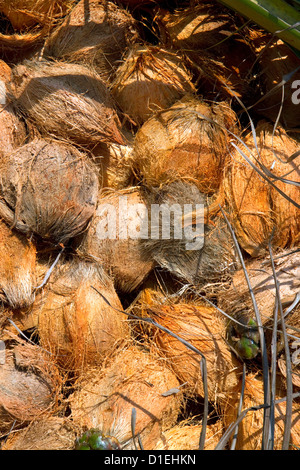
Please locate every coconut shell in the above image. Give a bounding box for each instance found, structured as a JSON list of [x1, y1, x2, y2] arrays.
[[44, 0, 138, 82], [133, 300, 243, 404], [11, 60, 124, 147], [69, 344, 182, 450], [222, 372, 300, 450], [223, 121, 300, 257], [77, 187, 154, 293], [0, 219, 36, 309], [111, 45, 196, 126], [132, 94, 238, 194], [1, 417, 77, 450], [37, 258, 130, 372], [0, 138, 99, 245], [251, 33, 300, 129], [0, 339, 61, 434]]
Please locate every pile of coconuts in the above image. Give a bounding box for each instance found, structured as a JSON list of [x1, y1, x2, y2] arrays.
[[0, 0, 299, 451]]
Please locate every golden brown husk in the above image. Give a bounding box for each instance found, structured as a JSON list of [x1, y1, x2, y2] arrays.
[[45, 0, 138, 82], [69, 344, 182, 450], [11, 60, 124, 146], [132, 94, 238, 194], [223, 120, 300, 257], [93, 142, 135, 190], [36, 259, 130, 372], [0, 138, 99, 244], [111, 45, 196, 126]]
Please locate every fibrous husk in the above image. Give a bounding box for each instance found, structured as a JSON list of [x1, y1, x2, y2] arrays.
[[1, 416, 77, 450], [0, 0, 76, 31], [111, 45, 196, 126], [77, 187, 154, 293], [45, 0, 138, 82], [69, 344, 182, 450], [132, 94, 238, 194], [0, 219, 36, 309], [36, 258, 130, 372], [0, 138, 99, 245], [155, 3, 256, 100], [133, 300, 243, 404], [11, 60, 124, 147], [250, 32, 300, 129], [222, 372, 300, 450], [154, 419, 224, 450], [0, 339, 62, 434], [223, 120, 300, 257]]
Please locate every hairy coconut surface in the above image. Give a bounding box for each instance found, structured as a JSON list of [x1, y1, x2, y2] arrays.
[[0, 0, 75, 31], [36, 258, 130, 372], [111, 45, 196, 126], [1, 416, 77, 450], [0, 219, 36, 309], [69, 344, 182, 450], [77, 187, 154, 293], [0, 138, 99, 244], [45, 0, 137, 82], [224, 121, 300, 257], [0, 339, 61, 435], [11, 60, 124, 146], [222, 372, 300, 450], [133, 94, 238, 194]]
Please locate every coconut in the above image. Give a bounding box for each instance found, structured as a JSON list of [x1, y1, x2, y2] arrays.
[[37, 258, 130, 372], [0, 338, 61, 434], [223, 121, 300, 257], [77, 187, 154, 293], [250, 32, 300, 129], [44, 0, 137, 82], [11, 60, 124, 147], [132, 94, 238, 194], [154, 419, 224, 450], [0, 0, 75, 31], [222, 372, 300, 450], [0, 138, 99, 245], [1, 417, 77, 450], [69, 344, 182, 450], [0, 218, 36, 309], [111, 45, 196, 126], [155, 3, 256, 100], [133, 300, 243, 404]]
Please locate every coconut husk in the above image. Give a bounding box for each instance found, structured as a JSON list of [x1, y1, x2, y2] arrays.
[[44, 0, 138, 82], [223, 120, 300, 257], [132, 94, 238, 194], [0, 0, 75, 31], [111, 45, 196, 126], [69, 344, 182, 450], [92, 141, 135, 190], [36, 258, 130, 372], [0, 338, 62, 435], [0, 138, 99, 245], [250, 32, 300, 129], [1, 416, 77, 450], [154, 419, 224, 450], [132, 300, 243, 404], [222, 371, 300, 450], [155, 3, 256, 100], [0, 219, 36, 309], [77, 187, 154, 293], [11, 60, 124, 147]]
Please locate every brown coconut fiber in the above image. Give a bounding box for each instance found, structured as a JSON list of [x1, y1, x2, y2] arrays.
[[223, 120, 300, 257], [69, 344, 182, 450], [0, 138, 99, 245], [111, 45, 196, 126], [132, 94, 238, 194], [44, 0, 138, 82], [11, 60, 124, 147]]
